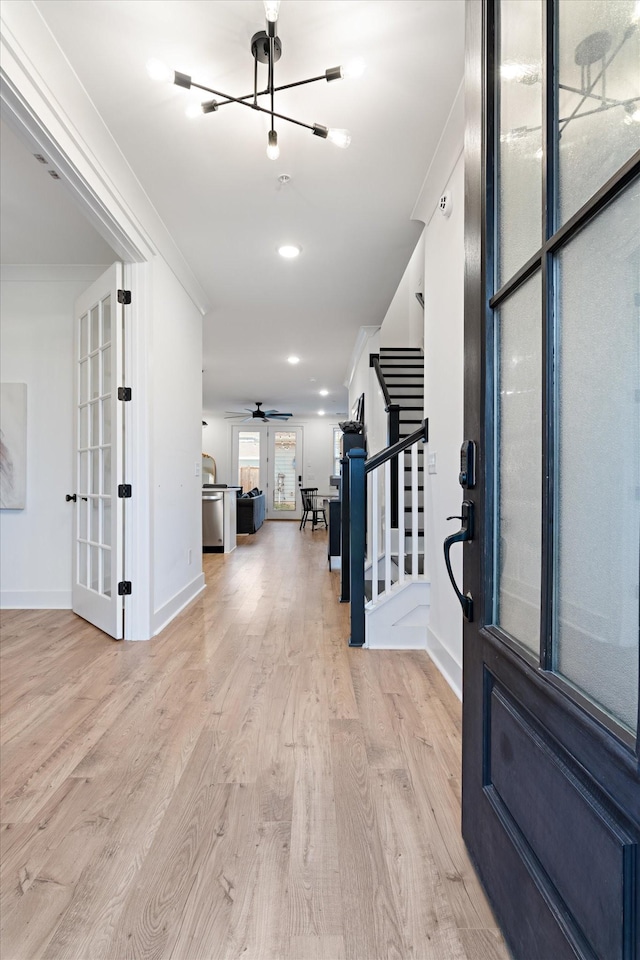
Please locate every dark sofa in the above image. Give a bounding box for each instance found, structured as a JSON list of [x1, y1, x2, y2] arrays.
[[236, 488, 266, 534]]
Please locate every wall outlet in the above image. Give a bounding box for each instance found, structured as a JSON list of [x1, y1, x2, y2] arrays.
[[428, 452, 437, 474]]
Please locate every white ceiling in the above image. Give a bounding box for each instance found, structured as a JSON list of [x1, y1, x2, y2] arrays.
[[8, 0, 465, 419]]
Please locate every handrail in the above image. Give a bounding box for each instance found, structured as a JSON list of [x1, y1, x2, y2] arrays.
[[365, 420, 428, 474], [370, 354, 396, 411], [346, 418, 428, 647]]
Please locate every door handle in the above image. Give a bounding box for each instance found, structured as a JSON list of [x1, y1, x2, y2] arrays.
[[65, 494, 77, 502], [444, 500, 474, 622]]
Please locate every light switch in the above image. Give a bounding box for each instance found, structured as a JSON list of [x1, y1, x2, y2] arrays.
[[428, 452, 437, 475], [195, 461, 200, 477]]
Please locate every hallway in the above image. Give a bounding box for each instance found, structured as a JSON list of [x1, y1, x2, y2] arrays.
[[0, 523, 508, 960]]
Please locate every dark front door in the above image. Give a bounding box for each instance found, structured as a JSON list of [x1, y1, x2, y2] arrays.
[[461, 1, 639, 957]]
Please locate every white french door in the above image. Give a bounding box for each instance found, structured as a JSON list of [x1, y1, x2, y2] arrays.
[[72, 263, 125, 638], [267, 426, 302, 521], [232, 424, 303, 520]]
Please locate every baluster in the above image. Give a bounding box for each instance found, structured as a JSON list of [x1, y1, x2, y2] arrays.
[[371, 466, 379, 603], [398, 450, 405, 585], [411, 442, 418, 577]]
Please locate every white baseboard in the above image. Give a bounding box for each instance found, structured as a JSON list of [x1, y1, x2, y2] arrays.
[[426, 626, 462, 701], [0, 590, 72, 609], [151, 574, 206, 637]]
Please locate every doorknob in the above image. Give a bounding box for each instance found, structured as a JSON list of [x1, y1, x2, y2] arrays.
[[444, 500, 474, 621], [65, 494, 77, 502]]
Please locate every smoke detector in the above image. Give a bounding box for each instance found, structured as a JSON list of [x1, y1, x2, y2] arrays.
[[439, 191, 452, 218]]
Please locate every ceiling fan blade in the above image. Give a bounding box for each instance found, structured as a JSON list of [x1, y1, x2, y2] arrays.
[[269, 414, 292, 420]]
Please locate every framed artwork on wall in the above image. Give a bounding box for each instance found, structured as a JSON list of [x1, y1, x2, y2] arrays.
[[0, 383, 27, 510]]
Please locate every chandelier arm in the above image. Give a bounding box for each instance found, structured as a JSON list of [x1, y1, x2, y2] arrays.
[[272, 74, 330, 93], [559, 27, 635, 133], [558, 82, 636, 109], [559, 102, 636, 123], [190, 80, 318, 131]]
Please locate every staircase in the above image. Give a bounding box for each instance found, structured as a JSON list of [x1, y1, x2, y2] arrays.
[[346, 347, 429, 650], [377, 347, 425, 559]]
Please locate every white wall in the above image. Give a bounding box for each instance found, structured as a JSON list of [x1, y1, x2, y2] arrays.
[[150, 258, 204, 633], [346, 326, 383, 456], [422, 152, 465, 697], [299, 418, 340, 492], [379, 233, 425, 351], [0, 268, 107, 607], [201, 415, 231, 485]]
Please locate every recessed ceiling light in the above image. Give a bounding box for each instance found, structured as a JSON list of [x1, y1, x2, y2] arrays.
[[287, 355, 300, 364], [319, 389, 329, 396], [278, 244, 301, 259], [318, 410, 325, 416]]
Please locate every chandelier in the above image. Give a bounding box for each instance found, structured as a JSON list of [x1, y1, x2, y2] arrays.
[[146, 0, 365, 160]]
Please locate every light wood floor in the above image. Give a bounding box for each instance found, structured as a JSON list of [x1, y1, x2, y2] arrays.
[[0, 522, 509, 960]]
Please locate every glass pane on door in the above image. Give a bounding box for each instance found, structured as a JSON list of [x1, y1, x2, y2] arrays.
[[495, 271, 542, 653], [77, 291, 113, 599], [558, 0, 640, 225], [497, 0, 543, 287], [238, 431, 261, 492], [272, 431, 297, 512], [555, 179, 639, 733]]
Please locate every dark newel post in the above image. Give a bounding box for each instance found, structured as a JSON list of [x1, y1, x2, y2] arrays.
[[339, 456, 350, 602], [387, 403, 400, 527], [348, 448, 367, 647]]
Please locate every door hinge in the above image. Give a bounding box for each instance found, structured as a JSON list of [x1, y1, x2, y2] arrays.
[[117, 289, 132, 305], [117, 581, 132, 595], [117, 387, 132, 401], [118, 484, 132, 498]]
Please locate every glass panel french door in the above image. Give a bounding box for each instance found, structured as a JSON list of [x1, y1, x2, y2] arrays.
[[232, 425, 303, 520], [236, 429, 264, 493], [462, 1, 639, 957], [268, 428, 302, 520], [72, 263, 124, 638]]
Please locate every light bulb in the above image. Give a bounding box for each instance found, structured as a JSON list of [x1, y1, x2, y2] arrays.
[[327, 128, 351, 149], [185, 102, 203, 119], [287, 355, 301, 364], [624, 103, 640, 124], [500, 62, 540, 84], [319, 389, 329, 396], [146, 58, 173, 83], [340, 58, 366, 80], [279, 246, 301, 259], [318, 410, 326, 416], [267, 130, 280, 160], [264, 0, 280, 22]]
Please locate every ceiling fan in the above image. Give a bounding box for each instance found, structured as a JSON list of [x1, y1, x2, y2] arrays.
[[224, 401, 292, 422]]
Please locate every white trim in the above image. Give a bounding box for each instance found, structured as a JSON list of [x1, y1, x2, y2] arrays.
[[411, 81, 465, 227], [343, 325, 380, 391], [1, 590, 72, 609], [426, 626, 462, 701], [152, 574, 206, 638], [123, 261, 153, 640]]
